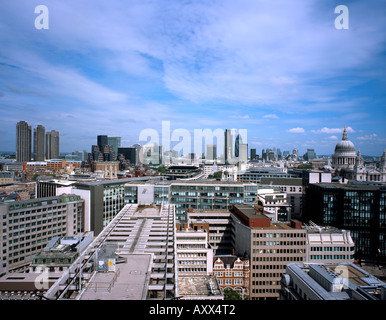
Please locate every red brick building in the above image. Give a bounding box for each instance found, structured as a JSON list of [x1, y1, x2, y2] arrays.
[[213, 255, 250, 299]]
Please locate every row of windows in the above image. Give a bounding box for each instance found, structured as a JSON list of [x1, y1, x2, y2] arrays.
[[252, 261, 301, 270], [217, 278, 244, 285], [253, 233, 305, 238], [253, 241, 306, 246], [215, 271, 245, 277], [171, 185, 247, 192], [310, 246, 352, 252], [252, 249, 305, 254], [310, 255, 354, 260], [178, 260, 207, 265], [214, 264, 244, 270], [252, 272, 282, 278]]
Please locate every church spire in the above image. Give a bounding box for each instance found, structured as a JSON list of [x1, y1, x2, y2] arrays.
[[342, 125, 348, 141]]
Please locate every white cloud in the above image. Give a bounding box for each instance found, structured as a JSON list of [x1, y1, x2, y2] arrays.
[[263, 114, 279, 119], [326, 135, 338, 140], [311, 127, 355, 134], [229, 115, 249, 119], [286, 127, 305, 133], [357, 134, 377, 141]]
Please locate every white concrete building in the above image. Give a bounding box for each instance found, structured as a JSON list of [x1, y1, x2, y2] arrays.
[[176, 228, 213, 275], [305, 221, 355, 264]]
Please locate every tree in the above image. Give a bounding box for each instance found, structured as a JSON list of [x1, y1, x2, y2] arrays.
[[208, 171, 222, 179], [223, 288, 242, 300]]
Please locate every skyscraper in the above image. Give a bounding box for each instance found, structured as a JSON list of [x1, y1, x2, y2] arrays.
[[108, 136, 121, 158], [206, 144, 217, 160], [33, 125, 45, 161], [91, 135, 115, 161], [250, 148, 257, 161], [224, 129, 233, 165], [97, 135, 108, 147], [235, 134, 248, 163], [46, 130, 60, 159], [16, 121, 32, 162]]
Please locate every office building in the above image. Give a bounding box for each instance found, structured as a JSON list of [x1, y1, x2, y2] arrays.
[[231, 205, 307, 300], [176, 222, 213, 276], [238, 167, 298, 183], [16, 121, 32, 163], [303, 148, 316, 161], [250, 148, 257, 161], [46, 130, 59, 160], [280, 262, 386, 300], [187, 209, 233, 255], [57, 177, 161, 235], [0, 194, 85, 273], [257, 186, 291, 221], [304, 183, 386, 264], [124, 180, 258, 222], [224, 129, 234, 165], [107, 136, 121, 158], [206, 144, 217, 161], [97, 135, 108, 147], [44, 204, 178, 300], [304, 221, 355, 264], [90, 135, 115, 162], [0, 172, 14, 186], [33, 125, 45, 161], [292, 149, 299, 161], [235, 134, 248, 163], [259, 177, 304, 219], [117, 147, 137, 166]]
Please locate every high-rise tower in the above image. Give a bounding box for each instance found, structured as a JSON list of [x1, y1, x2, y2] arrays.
[[16, 121, 32, 162], [33, 124, 45, 161], [46, 130, 60, 159], [224, 129, 233, 165]]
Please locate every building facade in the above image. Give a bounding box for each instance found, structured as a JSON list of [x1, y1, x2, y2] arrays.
[[0, 194, 85, 273], [231, 205, 307, 300], [46, 130, 59, 160], [176, 224, 213, 276], [304, 221, 355, 264], [213, 255, 250, 299], [280, 262, 386, 300], [16, 121, 32, 163], [304, 183, 386, 264], [33, 125, 45, 161], [125, 180, 258, 222]]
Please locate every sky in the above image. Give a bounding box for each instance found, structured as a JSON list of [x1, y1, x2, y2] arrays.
[[0, 0, 385, 157]]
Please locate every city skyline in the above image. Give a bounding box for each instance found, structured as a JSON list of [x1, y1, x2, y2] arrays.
[[0, 1, 385, 156]]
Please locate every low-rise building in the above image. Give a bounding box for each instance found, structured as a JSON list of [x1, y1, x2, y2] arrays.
[[213, 255, 250, 299], [305, 221, 355, 264], [29, 232, 94, 273], [0, 171, 14, 185], [280, 262, 386, 300]]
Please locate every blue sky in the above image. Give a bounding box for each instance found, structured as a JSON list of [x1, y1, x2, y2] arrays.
[[0, 0, 385, 156]]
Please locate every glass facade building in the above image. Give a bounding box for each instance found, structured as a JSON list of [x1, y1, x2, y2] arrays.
[[125, 181, 258, 221], [304, 183, 386, 263]]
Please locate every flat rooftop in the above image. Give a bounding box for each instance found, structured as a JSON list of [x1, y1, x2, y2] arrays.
[[313, 183, 384, 191], [79, 253, 152, 300], [76, 176, 161, 186], [178, 275, 222, 299]]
